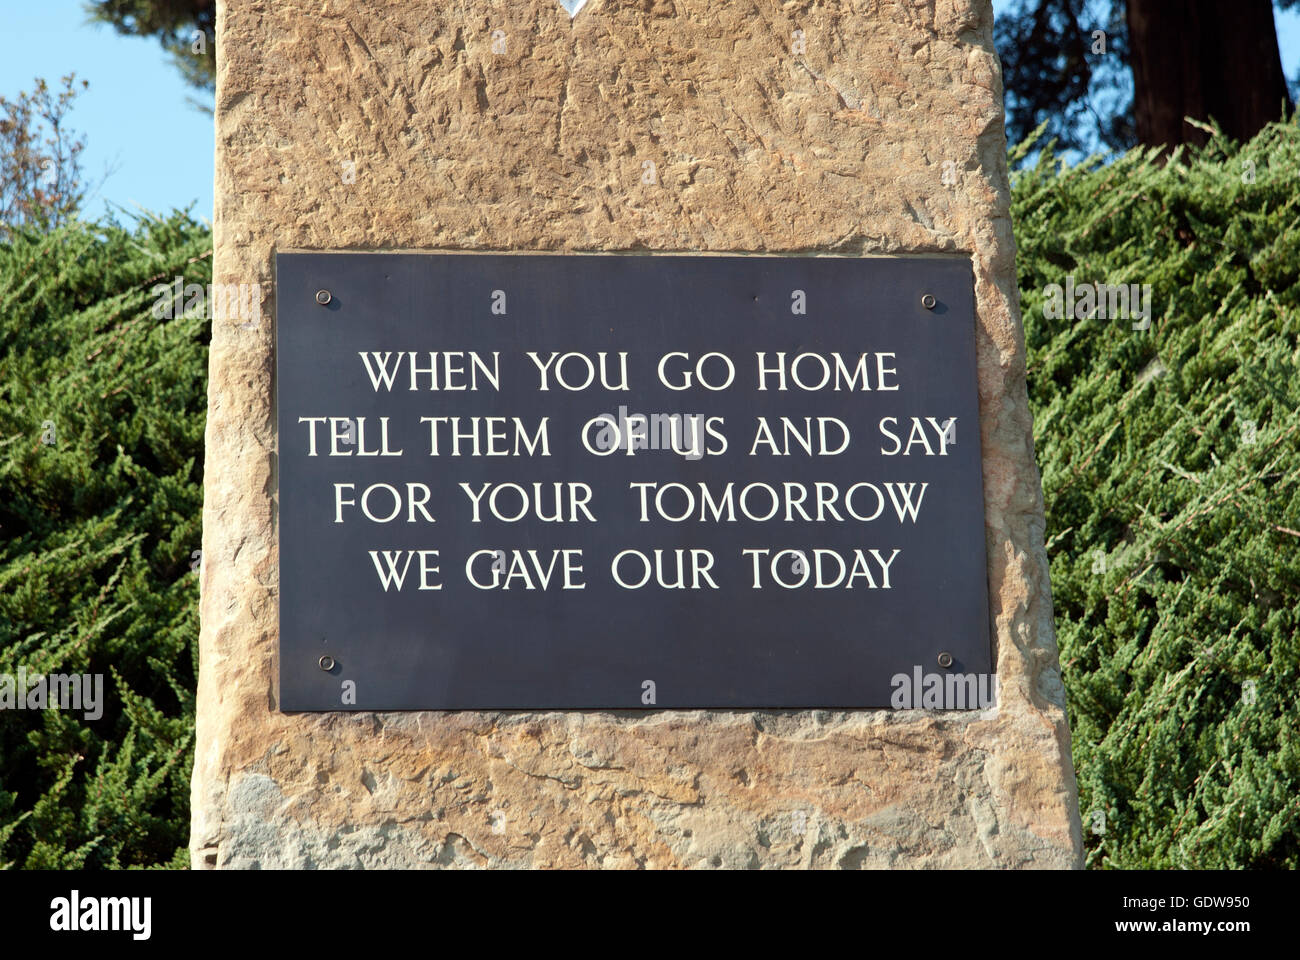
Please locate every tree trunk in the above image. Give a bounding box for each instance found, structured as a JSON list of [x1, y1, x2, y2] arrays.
[[1127, 0, 1290, 149]]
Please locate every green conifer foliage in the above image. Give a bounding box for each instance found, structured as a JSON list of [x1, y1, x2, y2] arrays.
[[0, 213, 210, 868], [1012, 121, 1300, 868]]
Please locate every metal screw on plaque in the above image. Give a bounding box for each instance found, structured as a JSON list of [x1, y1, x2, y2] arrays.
[[315, 289, 332, 306], [937, 651, 954, 669], [921, 293, 936, 310], [319, 655, 336, 671]]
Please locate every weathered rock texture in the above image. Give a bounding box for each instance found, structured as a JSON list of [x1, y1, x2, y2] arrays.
[[193, 0, 1083, 868]]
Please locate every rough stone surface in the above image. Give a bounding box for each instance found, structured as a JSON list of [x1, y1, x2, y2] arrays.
[[193, 0, 1083, 868]]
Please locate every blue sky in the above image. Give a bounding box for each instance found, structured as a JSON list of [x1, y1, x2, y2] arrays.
[[2, 0, 216, 223], [4, 0, 1300, 223]]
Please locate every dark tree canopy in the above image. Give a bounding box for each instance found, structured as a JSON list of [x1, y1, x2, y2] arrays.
[[997, 0, 1296, 157], [86, 0, 216, 95], [996, 0, 1134, 154]]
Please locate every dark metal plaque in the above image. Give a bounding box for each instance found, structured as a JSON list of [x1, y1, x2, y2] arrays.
[[276, 253, 991, 710]]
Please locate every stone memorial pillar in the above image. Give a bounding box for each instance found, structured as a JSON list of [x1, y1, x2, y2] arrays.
[[192, 0, 1083, 868]]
